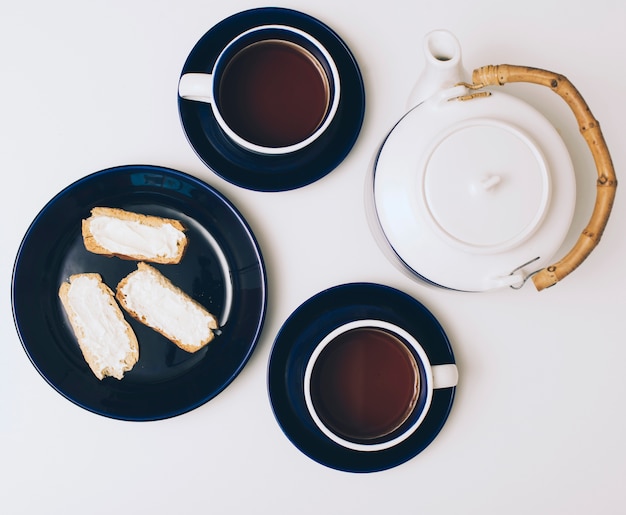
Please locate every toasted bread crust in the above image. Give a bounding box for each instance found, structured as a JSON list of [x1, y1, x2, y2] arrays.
[[82, 207, 187, 264], [59, 273, 139, 380], [116, 263, 219, 353]]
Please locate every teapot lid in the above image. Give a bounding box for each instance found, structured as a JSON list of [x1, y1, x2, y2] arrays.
[[424, 119, 550, 253], [373, 87, 576, 291]]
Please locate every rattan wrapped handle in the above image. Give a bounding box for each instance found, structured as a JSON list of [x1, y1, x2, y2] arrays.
[[470, 65, 617, 291]]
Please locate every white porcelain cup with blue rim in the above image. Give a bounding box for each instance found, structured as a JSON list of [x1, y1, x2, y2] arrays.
[[178, 25, 341, 155], [303, 319, 458, 452]]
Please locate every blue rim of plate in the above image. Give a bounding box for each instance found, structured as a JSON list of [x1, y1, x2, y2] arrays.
[[267, 283, 456, 473], [11, 165, 267, 421], [178, 7, 366, 192]]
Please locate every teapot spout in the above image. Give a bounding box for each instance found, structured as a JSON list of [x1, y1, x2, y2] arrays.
[[407, 30, 468, 110]]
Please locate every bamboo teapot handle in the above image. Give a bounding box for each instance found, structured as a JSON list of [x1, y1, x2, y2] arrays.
[[467, 65, 617, 291]]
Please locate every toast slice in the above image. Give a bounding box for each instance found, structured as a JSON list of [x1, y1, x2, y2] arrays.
[[116, 263, 219, 353], [82, 207, 187, 264], [59, 273, 139, 380]]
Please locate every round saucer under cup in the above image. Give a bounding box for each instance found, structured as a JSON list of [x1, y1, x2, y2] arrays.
[[267, 283, 458, 473], [178, 7, 365, 191]]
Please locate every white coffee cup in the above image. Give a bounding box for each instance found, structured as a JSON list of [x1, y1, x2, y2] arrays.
[[178, 25, 341, 155], [304, 319, 458, 451]]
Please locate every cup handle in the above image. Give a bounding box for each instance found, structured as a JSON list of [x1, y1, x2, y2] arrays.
[[178, 73, 214, 103], [432, 364, 458, 389]]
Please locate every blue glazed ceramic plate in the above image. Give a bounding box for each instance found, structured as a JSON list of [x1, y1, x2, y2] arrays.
[[12, 165, 267, 421], [178, 7, 365, 192], [267, 283, 456, 473]]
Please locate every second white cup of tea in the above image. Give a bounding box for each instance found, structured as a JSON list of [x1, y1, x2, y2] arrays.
[[303, 319, 458, 452]]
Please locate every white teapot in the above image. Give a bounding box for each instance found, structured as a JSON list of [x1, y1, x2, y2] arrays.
[[368, 30, 616, 292]]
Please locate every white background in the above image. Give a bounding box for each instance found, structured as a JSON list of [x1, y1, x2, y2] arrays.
[[2, 1, 625, 513]]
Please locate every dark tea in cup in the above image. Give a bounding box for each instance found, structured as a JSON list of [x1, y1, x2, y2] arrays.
[[309, 327, 420, 443], [217, 39, 330, 148]]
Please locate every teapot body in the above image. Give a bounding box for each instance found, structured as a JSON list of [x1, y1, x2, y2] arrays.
[[368, 32, 577, 291]]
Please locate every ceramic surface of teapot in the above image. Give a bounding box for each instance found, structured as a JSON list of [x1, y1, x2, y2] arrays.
[[369, 30, 616, 292]]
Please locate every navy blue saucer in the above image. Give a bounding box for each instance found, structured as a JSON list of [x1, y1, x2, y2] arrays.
[[178, 7, 365, 192], [12, 165, 267, 421], [267, 283, 457, 473]]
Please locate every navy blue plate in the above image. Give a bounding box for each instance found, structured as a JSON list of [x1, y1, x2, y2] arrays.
[[12, 165, 267, 421], [268, 283, 456, 473], [178, 7, 365, 192]]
